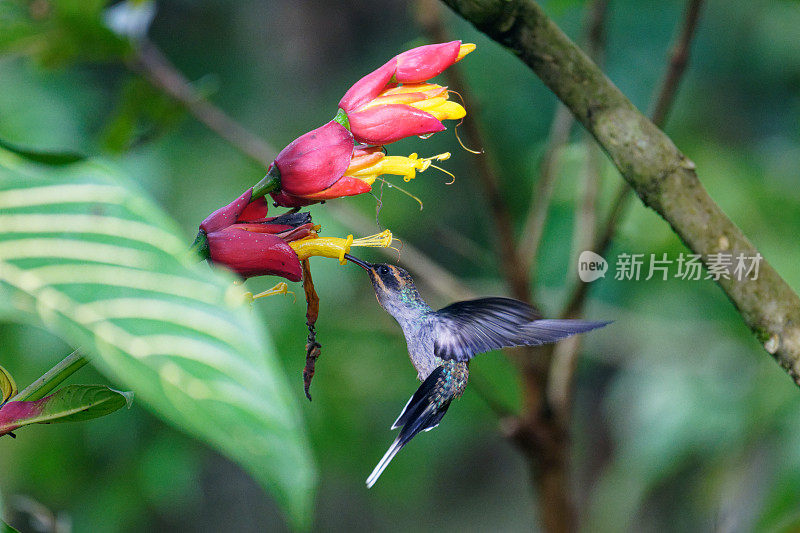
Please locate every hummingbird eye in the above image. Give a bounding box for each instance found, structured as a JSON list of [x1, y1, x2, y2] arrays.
[[377, 265, 390, 276]]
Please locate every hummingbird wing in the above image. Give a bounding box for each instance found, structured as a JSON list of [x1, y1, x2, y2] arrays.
[[432, 297, 610, 361]]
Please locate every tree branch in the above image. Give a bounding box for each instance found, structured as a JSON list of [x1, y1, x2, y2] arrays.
[[417, 8, 581, 529], [441, 0, 800, 382]]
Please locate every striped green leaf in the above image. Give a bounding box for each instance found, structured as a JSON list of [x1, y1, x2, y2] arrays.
[[0, 146, 315, 529]]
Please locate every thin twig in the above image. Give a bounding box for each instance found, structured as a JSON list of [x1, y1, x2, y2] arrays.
[[520, 103, 574, 277], [548, 147, 604, 415], [561, 184, 631, 318], [522, 2, 610, 280], [571, 142, 603, 270], [649, 0, 704, 127], [131, 39, 277, 164], [548, 0, 609, 421], [569, 0, 608, 280], [416, 0, 531, 302]]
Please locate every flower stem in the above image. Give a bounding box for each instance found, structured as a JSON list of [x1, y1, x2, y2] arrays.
[[12, 350, 88, 402], [333, 108, 350, 130], [251, 166, 281, 201], [189, 230, 210, 261]]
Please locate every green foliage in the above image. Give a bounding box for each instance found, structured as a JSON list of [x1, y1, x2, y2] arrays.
[[31, 384, 131, 423], [101, 77, 186, 153], [0, 138, 84, 166], [0, 365, 17, 404], [0, 385, 131, 434], [0, 0, 129, 66], [1, 520, 20, 533], [0, 146, 315, 529], [1, 0, 800, 530]]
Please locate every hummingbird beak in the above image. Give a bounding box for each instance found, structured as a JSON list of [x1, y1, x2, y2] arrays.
[[343, 253, 372, 271]]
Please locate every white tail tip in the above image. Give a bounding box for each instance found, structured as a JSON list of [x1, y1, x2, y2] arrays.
[[366, 439, 402, 489]]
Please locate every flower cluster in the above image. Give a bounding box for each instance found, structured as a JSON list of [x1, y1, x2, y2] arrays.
[[196, 40, 474, 280], [196, 188, 392, 281], [259, 40, 473, 208], [198, 189, 312, 281]]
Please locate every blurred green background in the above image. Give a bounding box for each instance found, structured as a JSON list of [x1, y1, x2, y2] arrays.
[[2, 0, 800, 531]]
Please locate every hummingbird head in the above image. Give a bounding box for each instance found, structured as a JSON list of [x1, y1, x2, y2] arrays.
[[344, 254, 423, 314]]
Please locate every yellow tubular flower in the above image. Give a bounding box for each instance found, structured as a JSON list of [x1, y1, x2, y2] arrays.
[[365, 83, 467, 123], [251, 282, 294, 300], [345, 146, 451, 185], [289, 230, 393, 265], [409, 96, 466, 122]]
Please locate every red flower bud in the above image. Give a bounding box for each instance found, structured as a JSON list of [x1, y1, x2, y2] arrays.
[[205, 227, 304, 281], [273, 120, 355, 197], [199, 189, 313, 281], [268, 120, 381, 207], [338, 104, 445, 145], [270, 143, 450, 208], [338, 41, 473, 145], [394, 42, 464, 83]]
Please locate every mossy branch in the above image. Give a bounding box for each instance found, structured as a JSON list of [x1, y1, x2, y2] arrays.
[[441, 0, 800, 384]]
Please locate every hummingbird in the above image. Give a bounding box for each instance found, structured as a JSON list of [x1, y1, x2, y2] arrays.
[[343, 254, 610, 488]]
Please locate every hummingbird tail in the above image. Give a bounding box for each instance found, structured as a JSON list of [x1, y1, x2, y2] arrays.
[[366, 365, 461, 488], [391, 365, 450, 430], [366, 437, 403, 489], [366, 403, 447, 488]]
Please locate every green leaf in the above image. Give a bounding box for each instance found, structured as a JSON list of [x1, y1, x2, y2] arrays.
[[0, 146, 316, 529], [0, 364, 17, 404], [0, 384, 131, 434], [2, 520, 20, 533], [100, 77, 186, 153], [0, 0, 130, 67], [0, 138, 85, 166]]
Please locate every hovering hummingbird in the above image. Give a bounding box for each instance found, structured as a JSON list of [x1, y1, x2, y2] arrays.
[[343, 254, 610, 488]]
